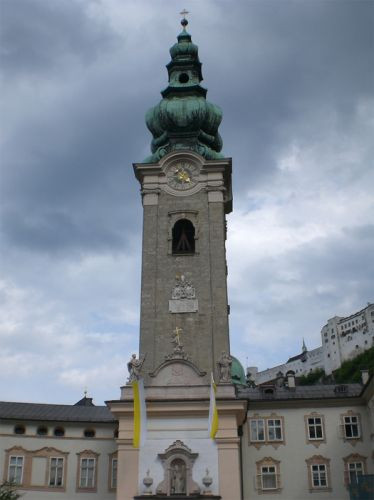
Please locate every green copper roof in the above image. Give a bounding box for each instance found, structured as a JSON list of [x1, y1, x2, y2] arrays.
[[231, 356, 247, 386], [144, 19, 224, 163]]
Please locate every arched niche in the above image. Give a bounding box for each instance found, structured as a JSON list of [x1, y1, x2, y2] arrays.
[[156, 440, 200, 496]]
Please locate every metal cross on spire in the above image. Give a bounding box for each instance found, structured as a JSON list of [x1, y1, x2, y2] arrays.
[[180, 9, 189, 19]]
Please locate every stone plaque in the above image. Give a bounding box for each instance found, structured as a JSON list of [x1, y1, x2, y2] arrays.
[[169, 298, 198, 313]]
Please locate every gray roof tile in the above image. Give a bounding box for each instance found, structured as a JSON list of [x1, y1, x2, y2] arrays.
[[0, 401, 116, 423], [237, 384, 363, 401]]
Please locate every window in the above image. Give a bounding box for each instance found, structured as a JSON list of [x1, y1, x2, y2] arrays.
[[54, 427, 65, 437], [80, 458, 96, 488], [248, 415, 284, 447], [343, 454, 367, 486], [348, 462, 363, 484], [49, 457, 64, 487], [306, 456, 331, 492], [111, 458, 118, 489], [343, 414, 360, 439], [311, 464, 327, 488], [250, 419, 265, 441], [76, 451, 99, 492], [8, 456, 24, 485], [37, 426, 48, 436], [268, 419, 282, 441], [14, 425, 25, 435], [256, 458, 281, 493], [83, 429, 95, 438], [261, 466, 277, 490], [307, 416, 324, 440], [172, 219, 195, 254]]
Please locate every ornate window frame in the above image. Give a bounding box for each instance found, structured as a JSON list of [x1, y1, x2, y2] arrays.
[[248, 413, 285, 449], [5, 449, 25, 486], [340, 410, 362, 445], [76, 450, 99, 493], [108, 452, 118, 492], [3, 446, 68, 491], [343, 453, 367, 487], [255, 457, 282, 494], [304, 412, 326, 447], [305, 455, 332, 493]]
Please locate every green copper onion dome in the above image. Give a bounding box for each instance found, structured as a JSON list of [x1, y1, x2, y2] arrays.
[[144, 18, 224, 163], [231, 356, 247, 386]]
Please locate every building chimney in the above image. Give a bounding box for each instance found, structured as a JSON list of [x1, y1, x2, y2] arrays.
[[286, 370, 296, 389], [276, 371, 285, 388], [361, 369, 369, 385]]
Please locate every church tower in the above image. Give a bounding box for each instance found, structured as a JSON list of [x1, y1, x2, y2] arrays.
[[134, 17, 232, 382], [108, 18, 246, 500]]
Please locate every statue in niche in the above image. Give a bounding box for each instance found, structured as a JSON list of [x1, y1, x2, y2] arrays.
[[127, 353, 146, 383], [170, 459, 186, 495], [217, 351, 232, 382]]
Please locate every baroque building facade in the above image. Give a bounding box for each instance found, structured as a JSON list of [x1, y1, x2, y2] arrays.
[[250, 302, 374, 385], [1, 19, 373, 500]]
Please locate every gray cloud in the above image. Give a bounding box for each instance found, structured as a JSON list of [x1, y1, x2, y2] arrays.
[[0, 0, 373, 404]]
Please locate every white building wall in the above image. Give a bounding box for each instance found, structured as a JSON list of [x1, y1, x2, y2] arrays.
[[0, 420, 117, 499], [254, 347, 324, 385], [242, 403, 373, 500], [138, 416, 219, 496], [253, 303, 374, 383], [322, 304, 374, 375]]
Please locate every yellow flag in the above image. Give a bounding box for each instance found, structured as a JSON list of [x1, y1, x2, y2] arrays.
[[132, 379, 147, 448], [208, 373, 218, 439]]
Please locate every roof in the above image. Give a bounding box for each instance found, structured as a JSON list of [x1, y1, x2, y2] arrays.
[[237, 383, 363, 402], [287, 352, 304, 363], [0, 401, 116, 423]]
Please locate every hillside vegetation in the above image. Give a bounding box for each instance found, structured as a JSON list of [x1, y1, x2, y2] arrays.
[[298, 346, 374, 385]]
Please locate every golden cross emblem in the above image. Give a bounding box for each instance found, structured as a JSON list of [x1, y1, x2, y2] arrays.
[[173, 326, 183, 346]]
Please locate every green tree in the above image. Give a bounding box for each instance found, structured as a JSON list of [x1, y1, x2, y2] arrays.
[[0, 482, 21, 500]]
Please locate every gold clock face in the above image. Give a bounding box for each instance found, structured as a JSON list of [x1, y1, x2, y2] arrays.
[[166, 161, 199, 190]]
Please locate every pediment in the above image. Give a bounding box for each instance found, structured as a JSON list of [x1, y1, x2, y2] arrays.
[[149, 359, 206, 386]]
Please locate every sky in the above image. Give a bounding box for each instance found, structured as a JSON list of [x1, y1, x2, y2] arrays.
[[1, 0, 373, 405]]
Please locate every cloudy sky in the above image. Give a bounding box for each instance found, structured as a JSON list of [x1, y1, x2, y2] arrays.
[[1, 0, 373, 405]]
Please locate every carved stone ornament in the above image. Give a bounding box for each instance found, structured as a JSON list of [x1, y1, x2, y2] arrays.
[[143, 470, 153, 495], [217, 351, 232, 383], [156, 440, 200, 496], [169, 274, 198, 313], [202, 468, 213, 494], [127, 353, 146, 384]]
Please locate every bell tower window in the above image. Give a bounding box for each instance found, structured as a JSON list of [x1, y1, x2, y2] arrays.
[[172, 219, 195, 254]]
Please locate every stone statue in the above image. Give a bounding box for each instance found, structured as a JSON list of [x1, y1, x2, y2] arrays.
[[127, 353, 145, 383], [217, 351, 232, 382], [170, 461, 186, 495]]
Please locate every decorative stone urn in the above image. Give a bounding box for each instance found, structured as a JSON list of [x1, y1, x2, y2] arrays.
[[143, 470, 153, 495], [202, 468, 213, 495]]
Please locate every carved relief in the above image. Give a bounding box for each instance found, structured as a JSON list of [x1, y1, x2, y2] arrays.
[[169, 274, 198, 313], [217, 351, 232, 383], [156, 441, 200, 496]]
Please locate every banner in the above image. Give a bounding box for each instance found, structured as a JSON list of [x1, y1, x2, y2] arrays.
[[208, 373, 219, 439], [132, 378, 147, 448]]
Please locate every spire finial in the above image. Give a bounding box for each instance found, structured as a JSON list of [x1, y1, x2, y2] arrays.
[[180, 9, 189, 28], [302, 338, 307, 353], [84, 387, 88, 398]]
